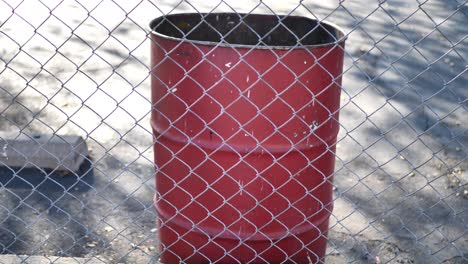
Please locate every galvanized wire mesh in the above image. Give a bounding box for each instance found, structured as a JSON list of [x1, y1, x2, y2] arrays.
[[0, 0, 466, 263]]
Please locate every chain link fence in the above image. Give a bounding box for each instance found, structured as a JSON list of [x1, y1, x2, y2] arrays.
[[0, 0, 466, 263]]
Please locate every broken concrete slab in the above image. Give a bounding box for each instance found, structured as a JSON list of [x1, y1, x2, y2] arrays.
[[0, 132, 89, 172]]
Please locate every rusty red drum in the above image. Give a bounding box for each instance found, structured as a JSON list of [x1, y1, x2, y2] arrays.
[[150, 13, 345, 263]]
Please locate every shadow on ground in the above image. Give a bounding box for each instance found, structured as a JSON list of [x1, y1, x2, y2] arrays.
[[0, 157, 157, 263]]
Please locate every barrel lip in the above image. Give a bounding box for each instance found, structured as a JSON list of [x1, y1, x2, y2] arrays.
[[149, 12, 347, 50]]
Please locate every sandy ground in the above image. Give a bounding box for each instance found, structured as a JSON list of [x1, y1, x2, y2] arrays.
[[0, 0, 466, 263]]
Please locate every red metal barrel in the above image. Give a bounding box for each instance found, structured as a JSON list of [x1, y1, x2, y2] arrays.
[[150, 13, 345, 263]]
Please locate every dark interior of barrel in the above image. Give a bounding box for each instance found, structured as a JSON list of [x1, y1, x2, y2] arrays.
[[151, 13, 342, 46]]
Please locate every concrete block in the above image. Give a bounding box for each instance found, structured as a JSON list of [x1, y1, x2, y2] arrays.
[[0, 132, 89, 172]]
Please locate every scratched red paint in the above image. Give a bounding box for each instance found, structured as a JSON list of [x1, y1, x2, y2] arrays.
[[150, 13, 345, 263]]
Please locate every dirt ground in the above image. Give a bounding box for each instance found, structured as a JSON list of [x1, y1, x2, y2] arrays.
[[0, 0, 466, 263]]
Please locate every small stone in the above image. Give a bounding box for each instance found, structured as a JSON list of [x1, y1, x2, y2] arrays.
[[150, 228, 157, 233], [409, 172, 415, 177], [399, 156, 405, 160], [437, 164, 442, 170], [456, 121, 460, 126], [149, 246, 156, 251], [375, 256, 381, 264], [58, 171, 71, 177], [137, 234, 144, 238], [456, 147, 461, 152], [104, 226, 113, 233], [86, 242, 96, 248], [130, 243, 137, 248], [464, 190, 468, 196]]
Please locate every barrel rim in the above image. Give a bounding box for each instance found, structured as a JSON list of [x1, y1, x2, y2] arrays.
[[149, 12, 347, 50]]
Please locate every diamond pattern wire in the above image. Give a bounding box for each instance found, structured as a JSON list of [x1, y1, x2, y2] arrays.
[[0, 0, 466, 263]]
